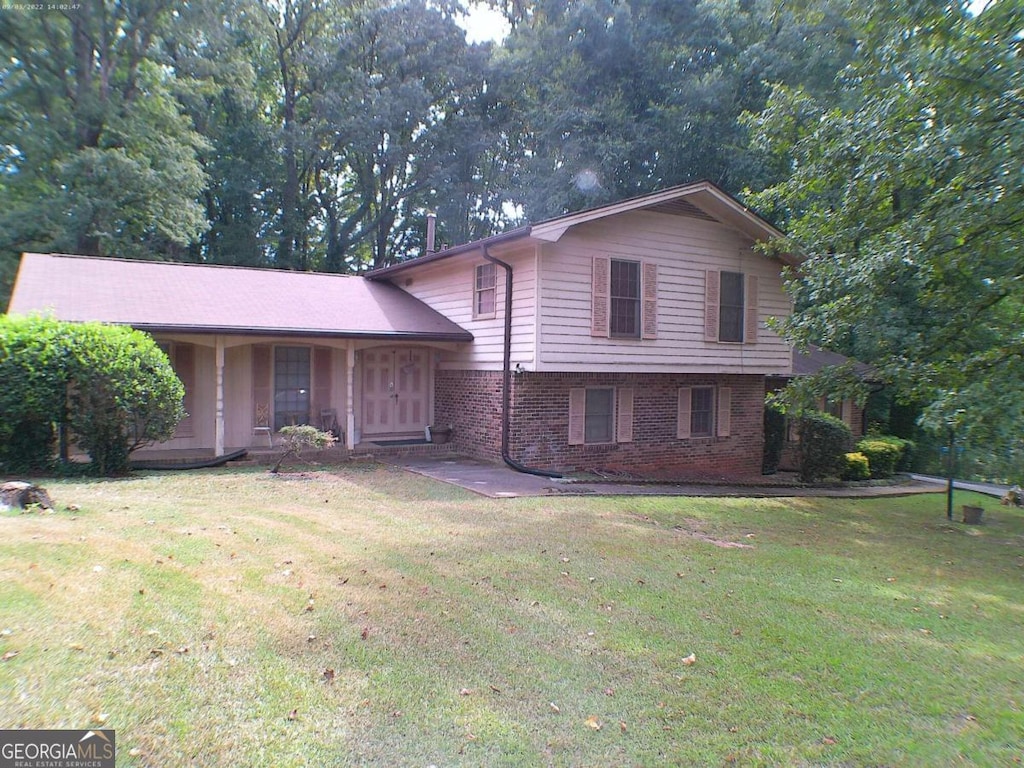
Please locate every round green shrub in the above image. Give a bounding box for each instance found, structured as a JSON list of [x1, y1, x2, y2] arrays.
[[0, 316, 185, 476], [842, 451, 871, 481], [797, 411, 853, 483], [856, 438, 904, 479]]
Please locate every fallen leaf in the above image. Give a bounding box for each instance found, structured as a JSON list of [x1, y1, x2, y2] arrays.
[[604, 687, 615, 696], [489, 684, 502, 693], [128, 748, 143, 757], [619, 721, 627, 733], [459, 688, 472, 696], [361, 627, 369, 640], [323, 668, 335, 684], [287, 708, 298, 721], [682, 653, 696, 666], [1, 651, 19, 662], [90, 713, 109, 725], [549, 702, 560, 713], [584, 716, 602, 731], [69, 642, 85, 651], [822, 736, 838, 745]]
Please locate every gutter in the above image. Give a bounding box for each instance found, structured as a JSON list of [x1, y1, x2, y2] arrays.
[[482, 247, 563, 479]]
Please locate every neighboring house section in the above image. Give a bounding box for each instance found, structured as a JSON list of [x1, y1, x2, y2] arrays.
[[5, 181, 800, 477], [369, 181, 799, 478]]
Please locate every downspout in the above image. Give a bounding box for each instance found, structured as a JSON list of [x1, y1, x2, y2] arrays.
[[482, 246, 563, 478]]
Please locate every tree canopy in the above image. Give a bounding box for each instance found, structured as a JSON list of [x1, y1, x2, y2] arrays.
[[0, 0, 856, 296], [747, 0, 1024, 461]]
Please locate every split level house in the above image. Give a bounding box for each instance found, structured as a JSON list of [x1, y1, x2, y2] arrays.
[[5, 181, 864, 478]]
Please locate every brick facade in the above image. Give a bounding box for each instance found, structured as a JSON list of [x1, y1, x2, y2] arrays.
[[435, 369, 768, 479]]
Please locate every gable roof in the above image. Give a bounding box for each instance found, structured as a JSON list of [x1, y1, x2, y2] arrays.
[[6, 253, 473, 342], [369, 180, 798, 279]]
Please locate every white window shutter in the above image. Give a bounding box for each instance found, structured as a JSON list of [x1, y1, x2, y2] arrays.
[[705, 270, 720, 341], [568, 388, 586, 445], [744, 275, 759, 344], [717, 387, 732, 437], [591, 257, 610, 337], [641, 261, 658, 340], [677, 387, 692, 439], [616, 387, 634, 443]]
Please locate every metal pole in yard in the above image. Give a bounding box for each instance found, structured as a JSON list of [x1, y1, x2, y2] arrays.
[[946, 427, 955, 521]]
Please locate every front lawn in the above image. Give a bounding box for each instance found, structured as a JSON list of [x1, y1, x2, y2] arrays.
[[1, 466, 1021, 766]]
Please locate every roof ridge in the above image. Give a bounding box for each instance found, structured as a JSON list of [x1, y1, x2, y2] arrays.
[[23, 252, 365, 279]]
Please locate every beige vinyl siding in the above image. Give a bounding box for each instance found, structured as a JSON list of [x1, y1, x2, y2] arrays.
[[537, 209, 792, 374], [393, 246, 538, 370]]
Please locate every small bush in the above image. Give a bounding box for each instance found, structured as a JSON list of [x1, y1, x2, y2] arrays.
[[271, 425, 338, 473], [797, 411, 853, 483], [842, 452, 871, 481], [856, 438, 904, 479]]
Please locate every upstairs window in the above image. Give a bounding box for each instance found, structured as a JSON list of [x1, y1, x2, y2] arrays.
[[474, 263, 496, 318], [609, 259, 641, 338], [592, 257, 657, 339], [705, 269, 758, 344], [719, 271, 745, 343]]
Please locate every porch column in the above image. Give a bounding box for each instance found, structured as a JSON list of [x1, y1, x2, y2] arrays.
[[346, 344, 356, 450], [214, 335, 225, 456]]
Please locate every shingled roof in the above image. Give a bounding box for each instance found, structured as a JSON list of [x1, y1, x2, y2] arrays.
[[6, 253, 472, 342]]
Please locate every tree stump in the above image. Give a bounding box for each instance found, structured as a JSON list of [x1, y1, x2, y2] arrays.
[[0, 482, 54, 511]]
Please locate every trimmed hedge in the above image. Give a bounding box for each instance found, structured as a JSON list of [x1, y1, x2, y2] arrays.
[[856, 437, 906, 479], [797, 411, 853, 483]]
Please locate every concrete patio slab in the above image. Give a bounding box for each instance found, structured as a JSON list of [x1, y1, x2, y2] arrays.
[[385, 453, 948, 499]]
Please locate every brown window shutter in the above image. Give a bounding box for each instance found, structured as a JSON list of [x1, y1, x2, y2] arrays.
[[717, 387, 732, 437], [313, 347, 332, 414], [705, 270, 720, 341], [616, 387, 634, 443], [677, 387, 692, 439], [252, 344, 272, 429], [841, 399, 852, 427], [591, 256, 610, 337], [641, 261, 658, 339], [174, 343, 195, 438], [568, 388, 586, 445], [744, 275, 759, 344]]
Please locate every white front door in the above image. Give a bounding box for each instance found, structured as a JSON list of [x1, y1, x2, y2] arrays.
[[361, 347, 429, 436]]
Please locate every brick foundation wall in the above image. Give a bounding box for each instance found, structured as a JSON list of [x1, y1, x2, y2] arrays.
[[436, 369, 768, 479], [433, 370, 504, 462]]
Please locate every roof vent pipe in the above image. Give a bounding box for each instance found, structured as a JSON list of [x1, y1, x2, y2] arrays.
[[425, 212, 436, 255]]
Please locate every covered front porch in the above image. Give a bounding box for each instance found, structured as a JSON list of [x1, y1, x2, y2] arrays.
[[132, 336, 460, 461]]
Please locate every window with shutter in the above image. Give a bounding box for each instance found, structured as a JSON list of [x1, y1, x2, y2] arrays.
[[678, 386, 724, 439], [568, 386, 620, 444]]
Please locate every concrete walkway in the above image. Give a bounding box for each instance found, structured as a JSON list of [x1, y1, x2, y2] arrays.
[[910, 474, 1011, 499], [386, 453, 950, 499]]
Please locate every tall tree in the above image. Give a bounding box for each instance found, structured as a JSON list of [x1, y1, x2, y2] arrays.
[[0, 2, 209, 271], [487, 0, 854, 220], [747, 1, 1024, 456]]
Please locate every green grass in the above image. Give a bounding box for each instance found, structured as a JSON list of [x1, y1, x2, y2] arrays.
[[1, 466, 1022, 766]]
